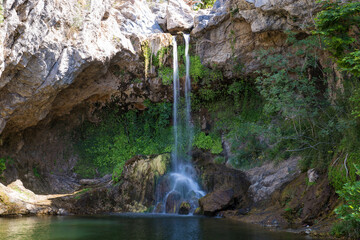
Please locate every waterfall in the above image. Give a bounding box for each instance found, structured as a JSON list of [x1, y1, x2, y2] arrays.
[[184, 34, 193, 157], [172, 35, 180, 171], [154, 34, 205, 214]]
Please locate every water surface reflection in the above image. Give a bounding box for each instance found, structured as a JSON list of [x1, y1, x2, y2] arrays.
[[0, 214, 313, 240]]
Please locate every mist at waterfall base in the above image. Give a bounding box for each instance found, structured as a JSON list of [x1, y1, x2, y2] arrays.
[[154, 35, 205, 214]]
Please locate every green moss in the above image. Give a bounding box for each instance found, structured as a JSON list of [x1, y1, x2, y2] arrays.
[[180, 201, 190, 209], [141, 41, 151, 78]]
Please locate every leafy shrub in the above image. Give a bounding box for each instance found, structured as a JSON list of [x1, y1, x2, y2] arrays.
[[189, 55, 206, 83], [74, 101, 173, 179], [331, 220, 360, 239], [328, 152, 360, 191], [193, 132, 223, 154], [314, 1, 360, 60], [332, 164, 360, 239], [158, 67, 173, 85], [214, 156, 226, 164]]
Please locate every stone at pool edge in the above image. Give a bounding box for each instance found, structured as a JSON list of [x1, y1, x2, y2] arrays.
[[178, 201, 191, 215], [199, 188, 238, 216]]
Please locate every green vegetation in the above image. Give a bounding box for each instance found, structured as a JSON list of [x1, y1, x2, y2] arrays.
[[158, 66, 173, 85], [33, 167, 41, 178], [314, 1, 360, 237], [74, 100, 173, 180], [331, 165, 360, 239], [74, 188, 91, 200], [193, 132, 222, 154], [0, 157, 6, 175], [142, 41, 151, 78], [0, 2, 4, 24], [154, 44, 219, 86], [195, 0, 216, 10]]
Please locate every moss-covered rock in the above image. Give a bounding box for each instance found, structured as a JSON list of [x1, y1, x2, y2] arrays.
[[57, 154, 171, 214], [178, 201, 191, 215]]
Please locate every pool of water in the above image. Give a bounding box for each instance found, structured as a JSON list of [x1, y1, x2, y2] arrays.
[[0, 214, 313, 240]]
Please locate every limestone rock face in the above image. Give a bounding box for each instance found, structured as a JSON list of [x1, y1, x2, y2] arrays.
[[151, 0, 194, 33], [0, 0, 320, 138], [0, 0, 171, 137], [166, 0, 194, 33], [246, 157, 301, 203], [191, 0, 319, 77]]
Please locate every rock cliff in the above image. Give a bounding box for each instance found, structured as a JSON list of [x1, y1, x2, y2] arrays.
[[0, 0, 319, 139]]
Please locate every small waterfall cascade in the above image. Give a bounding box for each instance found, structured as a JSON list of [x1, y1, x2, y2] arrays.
[[154, 34, 205, 214]]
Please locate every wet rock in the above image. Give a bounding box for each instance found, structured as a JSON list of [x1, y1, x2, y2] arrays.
[[193, 149, 250, 215], [165, 191, 182, 213], [237, 208, 249, 215], [178, 201, 191, 215], [120, 154, 171, 209], [199, 189, 235, 216], [194, 207, 202, 215], [154, 202, 164, 213]]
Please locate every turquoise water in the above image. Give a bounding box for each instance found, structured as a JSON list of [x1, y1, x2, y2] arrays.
[[0, 214, 312, 240]]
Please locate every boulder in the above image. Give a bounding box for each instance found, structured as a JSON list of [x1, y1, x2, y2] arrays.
[[165, 191, 182, 213], [246, 157, 301, 203], [199, 189, 235, 216], [178, 201, 191, 215], [193, 149, 251, 215], [166, 0, 194, 33], [0, 179, 62, 216], [307, 169, 319, 183]]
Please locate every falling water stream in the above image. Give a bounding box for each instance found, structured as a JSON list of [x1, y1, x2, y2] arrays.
[[154, 34, 205, 214]]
